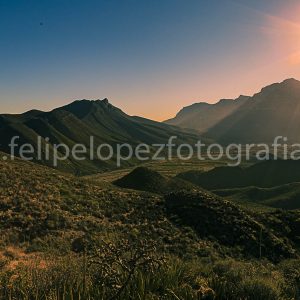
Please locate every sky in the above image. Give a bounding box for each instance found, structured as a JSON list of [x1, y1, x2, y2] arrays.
[[1, 0, 300, 121]]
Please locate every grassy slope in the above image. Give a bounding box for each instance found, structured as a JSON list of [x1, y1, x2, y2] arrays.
[[0, 158, 211, 258], [113, 167, 200, 194], [0, 158, 299, 261], [1, 158, 300, 298]]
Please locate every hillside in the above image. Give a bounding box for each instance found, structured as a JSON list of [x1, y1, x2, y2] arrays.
[[164, 95, 249, 132], [177, 159, 300, 190], [0, 158, 204, 257], [113, 166, 199, 194], [205, 78, 300, 143], [1, 157, 300, 298], [165, 191, 297, 262], [0, 158, 298, 260], [0, 99, 198, 174]]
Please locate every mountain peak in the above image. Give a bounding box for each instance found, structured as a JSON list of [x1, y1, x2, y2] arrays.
[[165, 94, 250, 132], [72, 98, 110, 105], [236, 95, 250, 100], [206, 78, 300, 143], [101, 98, 109, 105], [259, 78, 300, 94], [52, 98, 116, 119], [282, 78, 299, 84]]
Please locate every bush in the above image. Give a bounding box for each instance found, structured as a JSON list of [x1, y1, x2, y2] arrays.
[[209, 259, 285, 300]]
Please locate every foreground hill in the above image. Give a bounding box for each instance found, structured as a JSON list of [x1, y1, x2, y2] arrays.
[[177, 159, 300, 190], [0, 158, 203, 257], [0, 99, 198, 174], [205, 78, 300, 143], [0, 158, 298, 261], [1, 158, 300, 298], [164, 95, 249, 132], [165, 191, 297, 262]]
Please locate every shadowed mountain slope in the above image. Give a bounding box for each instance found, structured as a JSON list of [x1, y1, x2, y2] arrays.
[[166, 79, 300, 143], [205, 78, 300, 143], [164, 95, 249, 133], [0, 99, 199, 174]]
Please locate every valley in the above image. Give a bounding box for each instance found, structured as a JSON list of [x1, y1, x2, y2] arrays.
[[3, 0, 300, 297], [1, 153, 300, 299], [1, 79, 300, 299]]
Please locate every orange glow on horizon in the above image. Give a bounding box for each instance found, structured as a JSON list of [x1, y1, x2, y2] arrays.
[[130, 4, 300, 121], [2, 2, 300, 122]]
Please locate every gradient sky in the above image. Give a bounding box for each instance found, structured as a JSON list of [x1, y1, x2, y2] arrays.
[[1, 0, 300, 120]]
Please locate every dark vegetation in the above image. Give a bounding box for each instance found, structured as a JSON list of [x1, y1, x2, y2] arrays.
[[3, 79, 300, 298], [214, 182, 300, 210], [177, 159, 300, 190], [114, 166, 198, 194], [1, 158, 300, 299], [165, 191, 298, 262]]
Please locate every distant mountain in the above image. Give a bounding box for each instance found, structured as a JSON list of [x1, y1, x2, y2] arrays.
[[177, 159, 300, 190], [0, 99, 198, 174], [164, 95, 249, 132], [166, 78, 300, 143], [205, 78, 300, 143]]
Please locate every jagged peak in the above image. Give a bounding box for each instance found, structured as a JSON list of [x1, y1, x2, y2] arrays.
[[259, 78, 300, 94], [71, 98, 110, 105], [282, 78, 299, 84], [48, 98, 123, 119], [236, 95, 250, 100]]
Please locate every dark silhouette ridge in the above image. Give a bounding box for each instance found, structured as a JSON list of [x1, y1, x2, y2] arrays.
[[164, 95, 250, 132], [0, 99, 199, 174]]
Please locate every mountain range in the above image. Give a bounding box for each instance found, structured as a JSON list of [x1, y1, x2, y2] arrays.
[[0, 99, 199, 174], [166, 78, 300, 143], [165, 95, 249, 133], [2, 79, 300, 298], [1, 78, 300, 174]]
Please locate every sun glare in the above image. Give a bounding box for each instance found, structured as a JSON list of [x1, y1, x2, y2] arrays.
[[262, 6, 300, 66]]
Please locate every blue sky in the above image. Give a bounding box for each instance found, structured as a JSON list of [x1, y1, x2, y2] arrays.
[[1, 0, 300, 120]]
